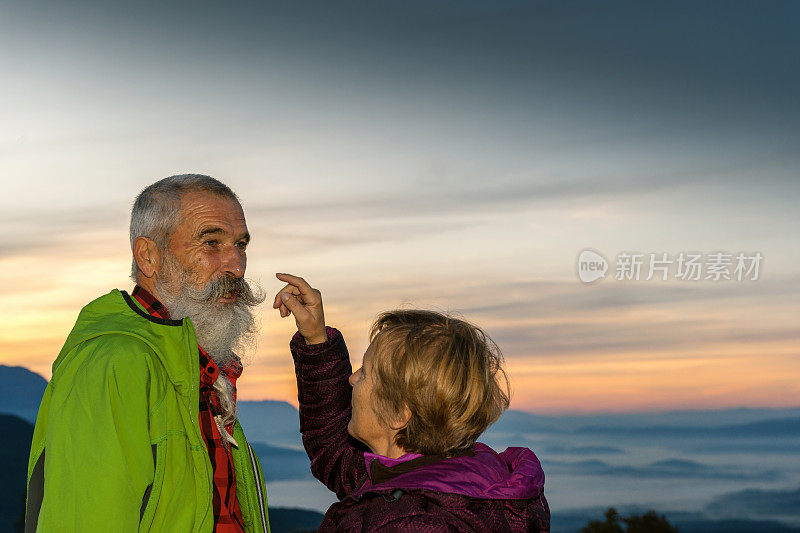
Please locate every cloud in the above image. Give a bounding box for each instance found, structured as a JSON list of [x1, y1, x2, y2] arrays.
[[459, 277, 799, 314], [0, 170, 695, 263], [0, 204, 128, 260], [439, 278, 800, 359], [246, 172, 695, 225]]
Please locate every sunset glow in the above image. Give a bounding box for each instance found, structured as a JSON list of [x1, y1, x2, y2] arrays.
[[1, 1, 798, 416]]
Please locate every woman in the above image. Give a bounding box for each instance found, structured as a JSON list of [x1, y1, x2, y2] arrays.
[[273, 273, 550, 532]]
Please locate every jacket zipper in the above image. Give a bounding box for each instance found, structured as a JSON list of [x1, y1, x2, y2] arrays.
[[246, 443, 269, 532]]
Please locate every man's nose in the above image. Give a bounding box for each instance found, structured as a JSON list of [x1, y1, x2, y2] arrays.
[[348, 369, 359, 387], [222, 246, 245, 278]]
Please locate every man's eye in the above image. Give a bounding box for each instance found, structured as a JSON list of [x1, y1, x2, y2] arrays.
[[204, 239, 218, 246], [236, 241, 248, 250]]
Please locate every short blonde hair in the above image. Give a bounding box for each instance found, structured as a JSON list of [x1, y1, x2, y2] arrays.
[[368, 310, 510, 456]]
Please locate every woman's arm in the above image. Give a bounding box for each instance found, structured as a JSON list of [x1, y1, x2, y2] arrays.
[[290, 327, 369, 499], [274, 273, 369, 499]]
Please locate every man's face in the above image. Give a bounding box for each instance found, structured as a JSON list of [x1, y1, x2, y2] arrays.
[[153, 190, 262, 364], [165, 190, 250, 302]]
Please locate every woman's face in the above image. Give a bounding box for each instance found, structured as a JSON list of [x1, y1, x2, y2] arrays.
[[347, 338, 394, 453]]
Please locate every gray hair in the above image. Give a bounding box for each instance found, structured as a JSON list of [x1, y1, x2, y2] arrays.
[[130, 174, 239, 281]]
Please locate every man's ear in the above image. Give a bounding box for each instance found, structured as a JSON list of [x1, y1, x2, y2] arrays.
[[133, 236, 160, 278]]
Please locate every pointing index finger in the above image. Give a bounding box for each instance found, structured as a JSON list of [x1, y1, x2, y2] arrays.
[[275, 273, 314, 295]]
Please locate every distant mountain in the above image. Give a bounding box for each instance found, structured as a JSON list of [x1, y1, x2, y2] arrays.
[[541, 444, 625, 455], [0, 365, 47, 423], [0, 414, 35, 532], [706, 485, 800, 521], [682, 439, 800, 454], [487, 409, 567, 435], [487, 407, 800, 436], [574, 416, 800, 439], [237, 400, 303, 449], [545, 457, 777, 481], [250, 442, 313, 482]]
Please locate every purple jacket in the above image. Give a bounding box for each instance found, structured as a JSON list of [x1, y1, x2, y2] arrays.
[[291, 327, 550, 532]]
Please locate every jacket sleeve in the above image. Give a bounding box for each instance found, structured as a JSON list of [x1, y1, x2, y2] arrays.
[[36, 335, 156, 532], [291, 326, 369, 499]]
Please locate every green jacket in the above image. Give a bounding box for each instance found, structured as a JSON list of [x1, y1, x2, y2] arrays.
[[25, 289, 270, 532]]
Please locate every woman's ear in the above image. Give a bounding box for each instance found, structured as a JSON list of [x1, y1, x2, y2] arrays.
[[389, 404, 412, 431]]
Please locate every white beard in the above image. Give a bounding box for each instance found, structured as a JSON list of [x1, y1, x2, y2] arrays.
[[154, 251, 265, 433]]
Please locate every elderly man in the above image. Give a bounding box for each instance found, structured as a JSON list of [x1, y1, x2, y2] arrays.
[[25, 175, 269, 532]]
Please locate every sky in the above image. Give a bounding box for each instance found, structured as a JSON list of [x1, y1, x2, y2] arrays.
[[1, 0, 798, 414]]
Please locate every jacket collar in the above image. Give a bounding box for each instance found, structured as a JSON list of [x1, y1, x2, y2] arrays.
[[366, 447, 474, 485], [354, 443, 545, 501], [54, 289, 197, 397]]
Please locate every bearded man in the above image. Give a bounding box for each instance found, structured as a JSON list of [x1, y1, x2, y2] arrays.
[[25, 175, 270, 532]]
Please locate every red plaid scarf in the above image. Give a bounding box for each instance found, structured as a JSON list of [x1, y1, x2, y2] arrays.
[[133, 285, 245, 532]]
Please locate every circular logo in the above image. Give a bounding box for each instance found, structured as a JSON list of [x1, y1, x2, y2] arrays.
[[577, 249, 608, 283]]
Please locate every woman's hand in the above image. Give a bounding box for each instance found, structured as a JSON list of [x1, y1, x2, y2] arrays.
[[273, 273, 328, 345]]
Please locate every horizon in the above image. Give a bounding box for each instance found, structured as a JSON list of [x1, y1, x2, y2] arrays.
[[6, 362, 800, 418]]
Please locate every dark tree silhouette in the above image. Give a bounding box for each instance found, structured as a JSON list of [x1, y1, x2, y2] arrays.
[[580, 507, 625, 533], [581, 507, 678, 533], [624, 510, 679, 533]]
